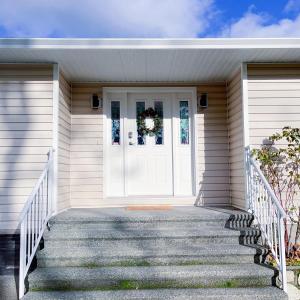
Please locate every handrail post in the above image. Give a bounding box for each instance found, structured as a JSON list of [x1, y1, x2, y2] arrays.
[[245, 148, 287, 293], [279, 216, 287, 292], [245, 146, 251, 211], [48, 149, 53, 216], [19, 220, 26, 299], [18, 148, 54, 299]]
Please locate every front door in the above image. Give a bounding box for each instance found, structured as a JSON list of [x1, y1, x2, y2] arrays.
[[105, 88, 194, 199], [127, 93, 173, 195]]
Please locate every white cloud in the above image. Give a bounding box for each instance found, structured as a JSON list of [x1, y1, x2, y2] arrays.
[[285, 0, 300, 12], [0, 0, 215, 37], [221, 11, 300, 38]]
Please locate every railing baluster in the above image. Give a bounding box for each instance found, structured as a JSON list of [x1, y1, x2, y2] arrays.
[[245, 147, 287, 293], [28, 205, 31, 259], [18, 149, 54, 299]]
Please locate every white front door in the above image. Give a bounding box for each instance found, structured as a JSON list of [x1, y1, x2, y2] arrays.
[[105, 88, 195, 200], [127, 93, 173, 195]]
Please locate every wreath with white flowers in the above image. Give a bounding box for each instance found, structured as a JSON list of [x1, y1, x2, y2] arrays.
[[137, 107, 162, 136]]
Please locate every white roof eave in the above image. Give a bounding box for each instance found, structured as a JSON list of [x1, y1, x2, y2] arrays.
[[0, 38, 300, 49]]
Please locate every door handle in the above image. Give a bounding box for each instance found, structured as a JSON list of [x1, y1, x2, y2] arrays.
[[128, 132, 135, 145]]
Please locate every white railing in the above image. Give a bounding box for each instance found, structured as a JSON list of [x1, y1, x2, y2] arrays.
[[245, 147, 287, 292], [18, 149, 54, 299]]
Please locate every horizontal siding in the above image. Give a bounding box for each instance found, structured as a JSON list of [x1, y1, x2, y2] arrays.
[[70, 84, 102, 207], [227, 69, 245, 209], [70, 83, 230, 207], [0, 64, 53, 233], [247, 64, 300, 209], [196, 84, 230, 206], [58, 73, 71, 211], [248, 64, 300, 147]]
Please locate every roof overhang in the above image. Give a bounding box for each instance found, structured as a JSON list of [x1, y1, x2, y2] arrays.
[[0, 38, 300, 82]]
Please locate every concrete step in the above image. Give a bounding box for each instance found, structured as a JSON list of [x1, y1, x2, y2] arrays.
[[44, 227, 242, 242], [49, 207, 253, 227], [48, 220, 230, 233], [43, 233, 243, 249], [23, 287, 288, 300], [37, 244, 256, 267], [28, 264, 274, 291]]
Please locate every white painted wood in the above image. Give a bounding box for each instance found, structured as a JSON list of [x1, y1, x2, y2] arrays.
[[246, 148, 287, 292], [126, 92, 173, 196], [57, 72, 71, 211], [105, 92, 126, 197], [104, 88, 195, 200], [172, 93, 193, 196], [18, 149, 54, 299], [52, 64, 59, 214]]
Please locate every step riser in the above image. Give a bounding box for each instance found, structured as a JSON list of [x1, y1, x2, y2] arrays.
[[48, 220, 229, 231], [44, 236, 241, 248], [37, 254, 255, 268], [29, 276, 272, 291], [22, 290, 288, 300]]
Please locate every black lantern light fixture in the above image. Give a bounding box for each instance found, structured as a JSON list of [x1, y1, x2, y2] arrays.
[[91, 94, 103, 109], [197, 93, 208, 112]]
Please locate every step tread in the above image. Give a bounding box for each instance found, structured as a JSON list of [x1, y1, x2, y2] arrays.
[[50, 207, 243, 224], [29, 264, 274, 281], [37, 244, 256, 258], [22, 287, 288, 300], [44, 227, 242, 240]]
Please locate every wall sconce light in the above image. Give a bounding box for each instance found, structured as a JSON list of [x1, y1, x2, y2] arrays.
[[197, 93, 208, 112], [91, 94, 103, 109]]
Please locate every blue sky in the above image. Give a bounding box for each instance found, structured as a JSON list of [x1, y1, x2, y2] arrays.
[[0, 0, 300, 38]]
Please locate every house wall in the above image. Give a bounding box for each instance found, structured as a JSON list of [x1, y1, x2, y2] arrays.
[[247, 64, 300, 220], [70, 83, 230, 207], [57, 73, 71, 211], [227, 69, 245, 209], [247, 64, 300, 146], [0, 64, 53, 233], [70, 84, 103, 207]]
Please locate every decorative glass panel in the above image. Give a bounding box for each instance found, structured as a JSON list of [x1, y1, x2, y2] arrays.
[[154, 101, 163, 145], [136, 102, 146, 145], [111, 101, 120, 145], [180, 101, 189, 144]]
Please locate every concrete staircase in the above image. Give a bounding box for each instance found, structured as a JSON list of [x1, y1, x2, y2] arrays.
[[23, 207, 288, 299]]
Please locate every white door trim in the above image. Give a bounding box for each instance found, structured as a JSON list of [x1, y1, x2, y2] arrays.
[[103, 87, 198, 202]]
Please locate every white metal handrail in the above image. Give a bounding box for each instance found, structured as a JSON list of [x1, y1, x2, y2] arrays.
[[18, 149, 54, 299], [245, 147, 287, 292]]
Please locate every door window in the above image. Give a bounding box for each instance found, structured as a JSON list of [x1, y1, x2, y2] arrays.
[[136, 101, 146, 145], [154, 101, 164, 145], [180, 100, 189, 145], [111, 101, 120, 145]]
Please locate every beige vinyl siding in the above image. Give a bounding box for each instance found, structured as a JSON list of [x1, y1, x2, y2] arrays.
[[70, 83, 230, 207], [57, 73, 71, 211], [70, 84, 103, 207], [247, 64, 300, 210], [0, 64, 53, 232], [227, 69, 245, 209], [196, 84, 230, 206], [247, 64, 300, 146]]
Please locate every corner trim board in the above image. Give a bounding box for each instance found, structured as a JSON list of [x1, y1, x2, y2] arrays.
[[52, 64, 59, 214], [241, 63, 249, 210]]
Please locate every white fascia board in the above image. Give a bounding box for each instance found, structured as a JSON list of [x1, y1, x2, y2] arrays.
[[1, 38, 300, 49]]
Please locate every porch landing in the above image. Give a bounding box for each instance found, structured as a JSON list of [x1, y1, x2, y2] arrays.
[[50, 206, 242, 223], [23, 206, 287, 300]]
